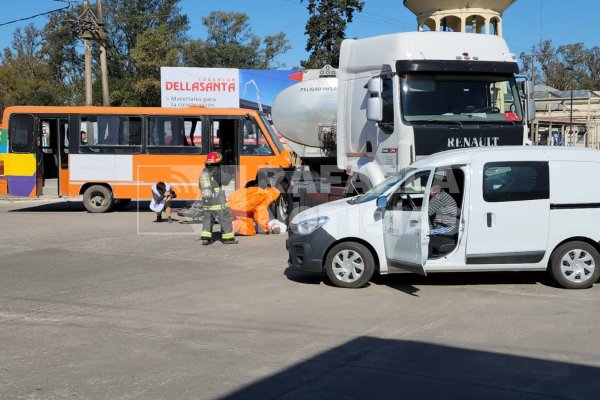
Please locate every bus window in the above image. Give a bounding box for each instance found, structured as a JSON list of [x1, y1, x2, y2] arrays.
[[59, 120, 69, 169], [9, 114, 35, 153], [60, 121, 69, 153], [80, 115, 142, 153], [147, 116, 203, 154], [241, 118, 273, 156]]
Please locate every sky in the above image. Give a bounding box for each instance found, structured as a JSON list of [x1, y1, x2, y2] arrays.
[[0, 0, 599, 69]]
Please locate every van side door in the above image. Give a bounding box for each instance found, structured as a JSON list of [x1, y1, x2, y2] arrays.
[[466, 159, 550, 265], [382, 169, 433, 275]]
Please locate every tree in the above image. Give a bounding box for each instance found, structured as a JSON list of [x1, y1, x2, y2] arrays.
[[103, 0, 189, 77], [301, 0, 364, 69], [519, 40, 600, 90], [183, 11, 290, 69], [0, 25, 70, 113], [0, 3, 291, 109], [128, 24, 181, 106], [42, 5, 86, 105]]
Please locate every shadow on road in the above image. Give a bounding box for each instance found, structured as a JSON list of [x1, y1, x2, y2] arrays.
[[284, 267, 325, 286], [285, 266, 559, 295], [222, 337, 600, 399], [7, 200, 191, 213], [375, 270, 556, 290]]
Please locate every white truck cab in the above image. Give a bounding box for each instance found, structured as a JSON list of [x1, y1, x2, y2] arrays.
[[286, 147, 600, 289]]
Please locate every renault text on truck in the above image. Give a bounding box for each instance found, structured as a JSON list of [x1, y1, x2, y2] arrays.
[[0, 106, 291, 212], [287, 147, 600, 290], [270, 32, 536, 214]]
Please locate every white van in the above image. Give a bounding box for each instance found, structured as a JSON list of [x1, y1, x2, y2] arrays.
[[286, 147, 600, 289]]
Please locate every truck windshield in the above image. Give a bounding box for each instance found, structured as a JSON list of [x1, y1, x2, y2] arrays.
[[353, 167, 416, 204], [401, 73, 523, 124]]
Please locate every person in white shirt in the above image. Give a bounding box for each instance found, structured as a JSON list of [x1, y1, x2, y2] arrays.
[[150, 181, 175, 223]]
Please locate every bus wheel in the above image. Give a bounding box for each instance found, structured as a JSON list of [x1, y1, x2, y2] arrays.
[[325, 241, 375, 289], [83, 185, 114, 213]]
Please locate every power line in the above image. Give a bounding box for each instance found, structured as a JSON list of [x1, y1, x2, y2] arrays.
[[360, 11, 414, 29], [0, 0, 72, 28], [282, 0, 414, 30]]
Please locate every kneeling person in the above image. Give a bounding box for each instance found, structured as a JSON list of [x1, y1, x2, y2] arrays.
[[150, 181, 175, 223]]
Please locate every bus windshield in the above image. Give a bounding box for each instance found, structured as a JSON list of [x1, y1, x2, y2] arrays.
[[260, 115, 285, 153], [401, 73, 523, 124]]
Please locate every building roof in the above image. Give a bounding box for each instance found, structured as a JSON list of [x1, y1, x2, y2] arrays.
[[403, 0, 516, 15]]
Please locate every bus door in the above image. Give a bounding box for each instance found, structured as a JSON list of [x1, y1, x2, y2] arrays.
[[58, 118, 70, 196], [209, 117, 240, 195], [6, 114, 39, 197], [39, 117, 69, 196], [34, 118, 44, 197]]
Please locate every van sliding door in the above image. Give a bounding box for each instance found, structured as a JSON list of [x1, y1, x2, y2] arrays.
[[466, 160, 550, 265]]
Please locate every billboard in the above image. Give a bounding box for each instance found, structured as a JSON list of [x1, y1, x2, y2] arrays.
[[160, 67, 302, 111], [161, 67, 240, 108]]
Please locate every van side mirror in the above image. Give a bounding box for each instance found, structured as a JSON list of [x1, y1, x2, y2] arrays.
[[524, 80, 536, 122], [367, 77, 383, 122], [376, 195, 388, 209]]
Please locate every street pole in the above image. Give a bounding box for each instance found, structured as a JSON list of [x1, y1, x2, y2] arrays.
[[569, 89, 573, 146], [83, 0, 93, 106], [97, 0, 110, 106]]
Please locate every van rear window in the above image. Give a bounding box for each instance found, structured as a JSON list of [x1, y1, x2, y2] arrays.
[[483, 161, 549, 202]]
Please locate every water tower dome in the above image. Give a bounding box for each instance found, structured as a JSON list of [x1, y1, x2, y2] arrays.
[[403, 0, 517, 36]]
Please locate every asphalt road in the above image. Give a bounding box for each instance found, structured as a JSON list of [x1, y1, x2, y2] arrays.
[[1, 199, 599, 400]]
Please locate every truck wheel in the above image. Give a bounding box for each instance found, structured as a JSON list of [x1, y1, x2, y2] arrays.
[[550, 241, 600, 289], [271, 192, 293, 224], [83, 185, 114, 213], [325, 242, 375, 288]]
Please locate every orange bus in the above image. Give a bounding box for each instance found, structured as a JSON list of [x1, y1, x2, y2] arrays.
[[0, 106, 292, 212]]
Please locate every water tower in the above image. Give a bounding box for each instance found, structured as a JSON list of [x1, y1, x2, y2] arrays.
[[403, 0, 516, 37]]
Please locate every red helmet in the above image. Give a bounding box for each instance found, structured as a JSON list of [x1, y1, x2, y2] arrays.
[[206, 151, 223, 165]]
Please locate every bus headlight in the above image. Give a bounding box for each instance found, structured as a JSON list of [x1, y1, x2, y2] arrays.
[[296, 216, 329, 235]]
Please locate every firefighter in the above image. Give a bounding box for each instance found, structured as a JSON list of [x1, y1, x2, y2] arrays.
[[199, 151, 238, 245]]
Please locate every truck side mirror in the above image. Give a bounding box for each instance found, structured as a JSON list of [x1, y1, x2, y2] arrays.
[[367, 97, 383, 121], [366, 77, 383, 122], [376, 195, 388, 209], [524, 80, 536, 122], [367, 77, 383, 95]]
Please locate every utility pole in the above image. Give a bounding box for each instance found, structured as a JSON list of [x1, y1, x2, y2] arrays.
[[73, 1, 109, 106], [569, 88, 573, 146], [97, 0, 110, 106], [83, 0, 93, 106]]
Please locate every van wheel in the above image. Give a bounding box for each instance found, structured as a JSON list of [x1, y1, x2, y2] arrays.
[[325, 242, 375, 288], [550, 241, 600, 289], [83, 185, 114, 213]]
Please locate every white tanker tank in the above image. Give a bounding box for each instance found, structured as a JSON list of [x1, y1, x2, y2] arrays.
[[271, 76, 338, 161]]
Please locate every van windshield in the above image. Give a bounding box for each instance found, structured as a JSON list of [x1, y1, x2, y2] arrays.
[[401, 73, 523, 124], [352, 167, 416, 204]]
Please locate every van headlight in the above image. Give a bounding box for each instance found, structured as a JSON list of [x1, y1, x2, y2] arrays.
[[295, 216, 329, 235]]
